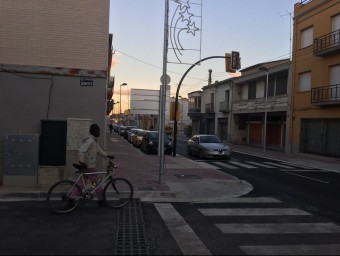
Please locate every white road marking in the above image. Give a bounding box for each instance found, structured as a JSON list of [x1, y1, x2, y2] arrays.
[[230, 161, 258, 168], [240, 244, 340, 255], [199, 208, 311, 216], [214, 161, 239, 169], [216, 222, 340, 234], [201, 197, 281, 203], [286, 172, 330, 184], [246, 161, 275, 168], [263, 162, 295, 168], [154, 203, 211, 255], [280, 169, 330, 172], [194, 161, 220, 170]]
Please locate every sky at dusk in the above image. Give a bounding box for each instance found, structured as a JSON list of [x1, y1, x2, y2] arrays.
[[109, 0, 299, 112]]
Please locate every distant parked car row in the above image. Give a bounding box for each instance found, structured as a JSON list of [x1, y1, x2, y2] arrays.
[[111, 125, 232, 159], [111, 125, 172, 155]]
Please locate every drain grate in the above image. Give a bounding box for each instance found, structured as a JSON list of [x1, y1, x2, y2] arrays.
[[114, 198, 149, 255]]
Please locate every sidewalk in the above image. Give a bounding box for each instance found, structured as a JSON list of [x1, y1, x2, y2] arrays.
[[0, 132, 339, 202]]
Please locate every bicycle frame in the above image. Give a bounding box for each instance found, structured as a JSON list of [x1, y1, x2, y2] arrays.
[[47, 159, 132, 214]]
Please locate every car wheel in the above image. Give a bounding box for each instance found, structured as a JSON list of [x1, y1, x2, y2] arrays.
[[199, 150, 204, 159], [145, 146, 150, 154], [187, 146, 192, 155]]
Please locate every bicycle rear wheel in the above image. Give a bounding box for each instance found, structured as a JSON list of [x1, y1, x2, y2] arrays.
[[103, 178, 133, 208], [46, 180, 82, 214]]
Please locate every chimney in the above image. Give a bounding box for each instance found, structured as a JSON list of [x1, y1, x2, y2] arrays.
[[208, 69, 212, 85]]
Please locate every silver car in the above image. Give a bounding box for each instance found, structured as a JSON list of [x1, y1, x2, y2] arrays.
[[187, 134, 232, 159]]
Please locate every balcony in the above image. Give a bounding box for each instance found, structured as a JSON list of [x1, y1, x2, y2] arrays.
[[219, 101, 230, 113], [188, 107, 202, 117], [313, 29, 340, 56], [188, 107, 201, 113], [311, 84, 340, 105]]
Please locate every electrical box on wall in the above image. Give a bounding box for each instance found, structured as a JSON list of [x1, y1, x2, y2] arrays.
[[3, 134, 39, 176]]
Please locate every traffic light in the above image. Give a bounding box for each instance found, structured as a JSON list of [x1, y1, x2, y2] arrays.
[[225, 53, 236, 73], [231, 51, 241, 70]]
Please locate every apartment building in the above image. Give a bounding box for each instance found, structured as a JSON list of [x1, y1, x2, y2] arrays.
[[0, 0, 111, 186], [188, 59, 291, 151], [188, 78, 233, 141], [291, 0, 340, 157], [231, 59, 291, 151]]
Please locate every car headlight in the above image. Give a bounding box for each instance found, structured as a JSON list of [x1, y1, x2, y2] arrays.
[[149, 141, 153, 145], [168, 141, 172, 146]]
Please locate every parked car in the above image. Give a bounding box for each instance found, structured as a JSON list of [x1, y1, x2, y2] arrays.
[[141, 131, 172, 155], [123, 126, 137, 140], [187, 134, 232, 159], [132, 129, 146, 148], [128, 128, 140, 143], [113, 124, 120, 133], [118, 126, 127, 136]]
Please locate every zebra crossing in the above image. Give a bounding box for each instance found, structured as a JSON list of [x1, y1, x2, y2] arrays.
[[154, 197, 340, 255], [196, 159, 320, 171]]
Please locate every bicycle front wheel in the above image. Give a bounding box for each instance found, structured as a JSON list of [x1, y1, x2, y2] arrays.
[[103, 178, 133, 208], [46, 180, 82, 214]]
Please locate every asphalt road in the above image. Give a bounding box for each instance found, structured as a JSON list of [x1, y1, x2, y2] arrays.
[[2, 139, 340, 255], [0, 200, 118, 255], [176, 139, 340, 224]]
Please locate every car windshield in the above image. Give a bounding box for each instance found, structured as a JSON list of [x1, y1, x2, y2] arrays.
[[200, 136, 222, 143], [149, 132, 169, 140], [138, 131, 146, 136]]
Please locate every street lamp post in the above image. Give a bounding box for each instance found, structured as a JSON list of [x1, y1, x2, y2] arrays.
[[120, 83, 127, 124], [259, 66, 269, 155], [179, 96, 184, 135]]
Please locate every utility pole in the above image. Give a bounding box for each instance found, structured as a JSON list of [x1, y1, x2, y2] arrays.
[[159, 0, 169, 183]]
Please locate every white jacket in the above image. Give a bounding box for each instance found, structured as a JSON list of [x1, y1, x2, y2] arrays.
[[78, 136, 108, 169]]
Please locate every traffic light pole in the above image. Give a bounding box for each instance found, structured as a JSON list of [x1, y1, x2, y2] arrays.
[[172, 56, 229, 157]]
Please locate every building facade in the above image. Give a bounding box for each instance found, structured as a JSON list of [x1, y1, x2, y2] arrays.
[[291, 0, 340, 157], [187, 78, 233, 141], [0, 0, 111, 186], [187, 59, 291, 151], [128, 87, 171, 130], [231, 59, 291, 151]]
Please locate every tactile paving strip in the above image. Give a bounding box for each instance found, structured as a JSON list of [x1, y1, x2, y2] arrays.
[[114, 199, 149, 255]]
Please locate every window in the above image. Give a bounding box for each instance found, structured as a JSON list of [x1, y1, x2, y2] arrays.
[[225, 90, 230, 102], [267, 78, 275, 97], [299, 72, 311, 92], [332, 15, 340, 45], [241, 84, 248, 100], [301, 27, 313, 48], [256, 80, 265, 99], [275, 76, 288, 95], [330, 65, 340, 99], [332, 14, 340, 32], [248, 81, 256, 99]]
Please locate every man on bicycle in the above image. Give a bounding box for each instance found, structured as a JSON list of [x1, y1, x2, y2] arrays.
[[77, 123, 114, 205]]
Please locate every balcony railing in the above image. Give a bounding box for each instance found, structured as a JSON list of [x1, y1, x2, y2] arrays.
[[188, 107, 201, 113], [205, 103, 215, 113], [219, 101, 230, 113], [314, 29, 340, 56], [311, 84, 340, 105]]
